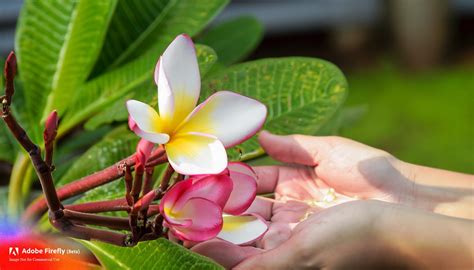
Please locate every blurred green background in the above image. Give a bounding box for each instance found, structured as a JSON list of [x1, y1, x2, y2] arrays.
[[343, 63, 473, 173], [235, 0, 474, 174]]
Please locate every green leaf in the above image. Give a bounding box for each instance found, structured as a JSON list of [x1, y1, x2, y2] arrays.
[[15, 0, 117, 134], [0, 187, 8, 216], [83, 45, 218, 130], [53, 126, 113, 181], [81, 239, 222, 270], [0, 124, 18, 163], [119, 0, 228, 64], [91, 0, 176, 76], [0, 61, 18, 163], [200, 57, 348, 161], [58, 126, 138, 186], [197, 16, 263, 65]]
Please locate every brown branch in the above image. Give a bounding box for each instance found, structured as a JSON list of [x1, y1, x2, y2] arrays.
[[50, 216, 131, 246], [142, 167, 155, 196], [22, 155, 135, 222], [156, 164, 174, 199], [2, 52, 62, 216], [23, 146, 167, 222], [131, 169, 143, 204], [63, 209, 131, 231], [65, 199, 160, 216], [124, 165, 133, 206], [65, 198, 130, 213]]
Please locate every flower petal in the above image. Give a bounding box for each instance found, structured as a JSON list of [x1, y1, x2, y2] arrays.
[[174, 174, 233, 211], [217, 214, 268, 245], [126, 100, 169, 144], [224, 163, 257, 215], [160, 179, 193, 227], [155, 34, 200, 131], [228, 162, 257, 179], [165, 132, 227, 175], [170, 198, 223, 242], [176, 91, 267, 148]]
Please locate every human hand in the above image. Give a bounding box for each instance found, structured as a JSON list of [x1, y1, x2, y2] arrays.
[[254, 131, 412, 206], [194, 200, 474, 269], [252, 131, 473, 219]]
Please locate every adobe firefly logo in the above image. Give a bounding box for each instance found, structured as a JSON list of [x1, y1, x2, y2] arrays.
[[8, 247, 19, 256]]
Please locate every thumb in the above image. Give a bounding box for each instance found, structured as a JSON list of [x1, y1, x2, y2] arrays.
[[258, 131, 331, 166]]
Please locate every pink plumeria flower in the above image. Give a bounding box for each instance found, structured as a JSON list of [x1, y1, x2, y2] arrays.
[[126, 34, 267, 175], [159, 162, 267, 244]]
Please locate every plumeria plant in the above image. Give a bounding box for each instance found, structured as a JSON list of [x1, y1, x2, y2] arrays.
[[1, 0, 348, 268], [2, 35, 268, 246]]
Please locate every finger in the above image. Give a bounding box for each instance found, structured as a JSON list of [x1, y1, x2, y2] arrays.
[[192, 239, 263, 269], [256, 222, 292, 250], [272, 200, 311, 223], [253, 166, 279, 194], [258, 131, 332, 166], [244, 196, 274, 220]]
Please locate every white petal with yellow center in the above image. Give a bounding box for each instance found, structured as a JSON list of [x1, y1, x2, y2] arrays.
[[165, 132, 227, 175], [176, 91, 267, 148], [217, 215, 268, 245], [155, 34, 200, 132], [126, 100, 169, 144]]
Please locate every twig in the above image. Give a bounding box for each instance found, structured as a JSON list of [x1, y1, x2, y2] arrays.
[[65, 199, 130, 213], [142, 167, 155, 196], [63, 209, 131, 231], [156, 165, 174, 199], [23, 149, 167, 222], [50, 217, 131, 246], [124, 165, 133, 206]]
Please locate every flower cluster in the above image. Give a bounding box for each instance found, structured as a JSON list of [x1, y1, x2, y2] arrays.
[[160, 163, 266, 244], [127, 34, 268, 244]]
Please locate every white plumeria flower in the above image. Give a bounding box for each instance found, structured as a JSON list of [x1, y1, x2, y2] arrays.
[[126, 34, 267, 175]]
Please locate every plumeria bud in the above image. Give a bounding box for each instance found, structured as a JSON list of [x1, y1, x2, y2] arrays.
[[43, 110, 58, 144], [128, 115, 137, 131], [4, 51, 17, 105], [134, 138, 154, 169]]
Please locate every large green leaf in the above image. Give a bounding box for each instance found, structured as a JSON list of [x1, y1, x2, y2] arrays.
[[82, 239, 222, 270], [91, 0, 176, 76], [197, 16, 263, 65], [83, 45, 218, 130], [200, 57, 348, 161], [15, 0, 116, 137], [120, 0, 228, 64]]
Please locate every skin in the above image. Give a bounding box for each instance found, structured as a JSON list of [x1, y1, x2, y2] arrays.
[[192, 131, 474, 269]]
